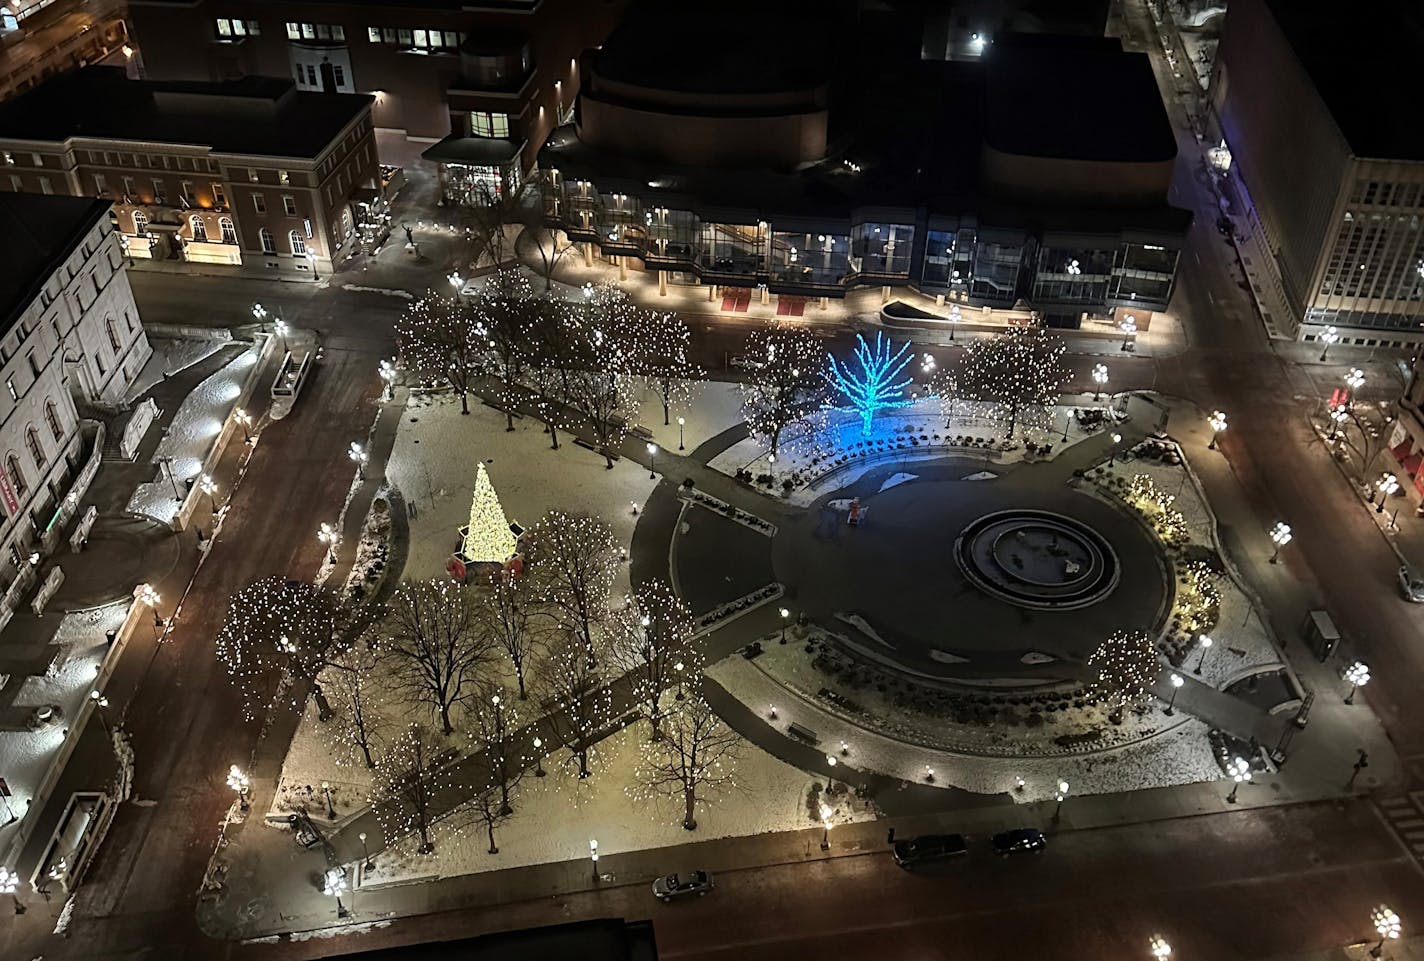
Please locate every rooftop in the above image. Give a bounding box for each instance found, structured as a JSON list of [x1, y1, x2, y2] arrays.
[[0, 67, 373, 159], [1264, 0, 1424, 160], [0, 192, 111, 336]]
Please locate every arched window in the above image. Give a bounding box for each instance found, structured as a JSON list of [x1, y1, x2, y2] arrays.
[[44, 400, 62, 442], [132, 210, 148, 234], [260, 227, 275, 254], [189, 214, 207, 242], [7, 453, 27, 497], [219, 216, 237, 244], [289, 230, 307, 256], [106, 317, 121, 352], [24, 427, 44, 469]]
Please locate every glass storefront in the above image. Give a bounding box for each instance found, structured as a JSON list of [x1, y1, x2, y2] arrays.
[[1107, 242, 1178, 305], [701, 222, 763, 276], [1032, 245, 1114, 304], [771, 230, 849, 286], [971, 239, 1027, 304], [851, 222, 915, 278]]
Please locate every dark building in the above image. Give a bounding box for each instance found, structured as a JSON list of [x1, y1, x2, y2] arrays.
[[541, 1, 1188, 325], [125, 0, 627, 195], [0, 66, 379, 278], [1211, 0, 1424, 344], [329, 918, 658, 961]]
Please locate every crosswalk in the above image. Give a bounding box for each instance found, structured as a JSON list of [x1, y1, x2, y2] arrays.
[[1376, 794, 1424, 861]]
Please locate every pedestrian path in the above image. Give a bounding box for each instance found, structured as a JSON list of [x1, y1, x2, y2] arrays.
[[1375, 793, 1424, 863]]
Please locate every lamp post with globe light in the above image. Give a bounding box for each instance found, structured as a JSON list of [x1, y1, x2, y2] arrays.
[[349, 442, 368, 480], [274, 319, 289, 353], [533, 737, 546, 777], [1328, 404, 1349, 440], [1226, 755, 1251, 802], [1109, 433, 1123, 467], [234, 407, 254, 443], [0, 866, 22, 914], [1343, 660, 1371, 704], [139, 583, 163, 637], [1376, 472, 1399, 512], [1269, 522, 1292, 563], [306, 250, 319, 280], [227, 764, 251, 810], [819, 802, 834, 851], [1164, 672, 1184, 714], [379, 360, 396, 400], [199, 473, 219, 518], [1208, 410, 1227, 449], [1052, 780, 1069, 823], [318, 523, 339, 564], [647, 442, 657, 480], [359, 831, 372, 870], [1149, 934, 1171, 960], [677, 416, 686, 450], [1120, 318, 1137, 350], [1092, 364, 1108, 400], [779, 607, 790, 644], [1371, 905, 1401, 958], [1344, 367, 1365, 401], [323, 867, 348, 918], [1319, 325, 1339, 361], [1194, 635, 1214, 674]]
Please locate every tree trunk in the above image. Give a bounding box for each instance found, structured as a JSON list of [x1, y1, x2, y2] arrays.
[[487, 821, 499, 854], [312, 682, 334, 722], [576, 747, 590, 778], [515, 665, 527, 700], [503, 376, 516, 431], [648, 705, 662, 741], [440, 702, 454, 736], [417, 816, 433, 855], [460, 389, 470, 415], [682, 787, 697, 831], [662, 392, 671, 426], [360, 740, 375, 768], [549, 423, 560, 451], [499, 778, 513, 817]]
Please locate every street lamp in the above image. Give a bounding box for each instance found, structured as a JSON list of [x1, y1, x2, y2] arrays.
[[1225, 755, 1251, 802], [646, 442, 657, 480], [589, 839, 599, 881], [921, 352, 936, 375], [819, 802, 833, 851], [1092, 363, 1108, 401], [949, 304, 961, 340], [0, 866, 21, 915], [1109, 432, 1123, 467], [1208, 410, 1227, 449], [1164, 672, 1184, 715], [1370, 905, 1401, 958], [226, 764, 251, 810], [677, 416, 686, 451], [379, 360, 396, 400], [234, 407, 254, 443], [779, 607, 790, 644], [89, 690, 111, 738], [274, 319, 289, 353], [318, 522, 339, 564], [322, 867, 348, 918], [1328, 404, 1349, 440], [306, 250, 319, 280], [1343, 660, 1371, 705], [1052, 780, 1069, 823], [349, 442, 368, 480], [321, 780, 336, 819], [1319, 325, 1339, 361], [359, 831, 372, 870], [532, 736, 546, 777], [1193, 634, 1214, 674], [1120, 318, 1137, 350], [1344, 367, 1365, 400], [1268, 521, 1292, 563], [1149, 934, 1172, 959], [139, 583, 163, 637], [1376, 472, 1399, 512], [448, 272, 463, 295], [825, 754, 838, 795], [199, 473, 218, 517], [252, 303, 267, 325]]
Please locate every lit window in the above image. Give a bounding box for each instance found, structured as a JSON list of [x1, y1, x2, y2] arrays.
[[260, 227, 276, 253], [283, 195, 297, 216], [470, 111, 509, 138], [44, 401, 62, 442], [220, 217, 236, 243], [26, 428, 45, 470], [253, 194, 266, 214], [217, 18, 232, 36], [286, 21, 300, 39], [7, 454, 26, 497], [289, 230, 307, 256], [301, 22, 315, 39], [367, 26, 381, 42]]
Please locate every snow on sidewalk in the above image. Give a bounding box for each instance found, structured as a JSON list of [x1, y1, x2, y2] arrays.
[[126, 346, 259, 523], [124, 334, 233, 404]]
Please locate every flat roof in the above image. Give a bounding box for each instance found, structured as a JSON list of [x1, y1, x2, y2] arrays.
[[1264, 0, 1424, 161], [591, 0, 837, 96], [0, 193, 111, 335], [982, 35, 1177, 163], [0, 67, 373, 159], [328, 919, 659, 961]]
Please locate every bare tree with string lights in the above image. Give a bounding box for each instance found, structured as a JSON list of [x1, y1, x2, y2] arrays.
[[372, 722, 452, 855], [396, 291, 485, 416], [632, 694, 741, 831], [479, 566, 544, 700], [524, 301, 582, 451], [609, 579, 700, 741], [628, 309, 703, 427], [470, 269, 540, 432], [378, 580, 495, 736], [535, 631, 615, 780], [528, 510, 618, 662], [216, 576, 344, 723], [1087, 628, 1162, 724], [740, 323, 830, 460], [559, 285, 644, 468], [470, 689, 528, 816], [956, 325, 1070, 439], [323, 638, 386, 769]]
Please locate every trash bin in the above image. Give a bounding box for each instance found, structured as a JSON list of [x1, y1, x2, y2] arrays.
[[1302, 610, 1340, 662]]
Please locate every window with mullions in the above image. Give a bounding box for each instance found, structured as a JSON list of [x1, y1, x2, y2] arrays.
[[851, 223, 914, 277], [469, 111, 510, 138]]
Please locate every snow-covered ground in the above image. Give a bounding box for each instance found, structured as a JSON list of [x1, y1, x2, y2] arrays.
[[126, 346, 259, 523], [358, 717, 873, 886], [0, 601, 128, 862], [638, 381, 744, 458], [124, 334, 232, 403], [706, 652, 1222, 801], [385, 390, 657, 597]]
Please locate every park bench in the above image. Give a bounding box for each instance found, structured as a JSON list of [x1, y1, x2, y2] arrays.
[[786, 722, 819, 745]]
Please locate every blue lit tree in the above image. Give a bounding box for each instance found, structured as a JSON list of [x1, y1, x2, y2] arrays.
[[826, 332, 915, 437]]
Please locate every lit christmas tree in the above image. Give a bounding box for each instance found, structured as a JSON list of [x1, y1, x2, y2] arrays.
[[460, 464, 518, 564], [826, 332, 915, 437]]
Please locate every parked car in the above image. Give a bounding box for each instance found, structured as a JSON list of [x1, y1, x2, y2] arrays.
[[1398, 565, 1424, 602], [653, 870, 714, 901], [892, 834, 968, 868], [991, 828, 1046, 856], [729, 354, 764, 371]]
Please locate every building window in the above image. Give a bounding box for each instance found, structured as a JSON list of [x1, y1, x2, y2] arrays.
[[253, 194, 266, 214], [180, 180, 194, 205], [151, 179, 165, 203], [25, 428, 44, 469], [93, 173, 107, 194], [286, 21, 300, 39], [26, 353, 38, 377], [1, 152, 11, 165], [4, 379, 15, 401], [7, 454, 26, 497], [333, 64, 346, 86], [212, 182, 226, 206], [121, 176, 135, 198], [367, 26, 380, 42], [260, 227, 275, 253], [190, 214, 208, 242], [282, 195, 297, 216], [132, 211, 149, 234], [106, 318, 121, 352], [289, 230, 307, 256], [8, 175, 20, 192], [220, 217, 236, 243], [31, 154, 42, 167], [248, 169, 259, 183], [278, 170, 290, 185], [44, 401, 62, 442], [38, 176, 52, 195], [123, 310, 134, 332], [469, 112, 509, 138]]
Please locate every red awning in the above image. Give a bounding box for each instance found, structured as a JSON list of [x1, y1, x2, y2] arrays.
[[1392, 439, 1414, 460], [1404, 452, 1424, 476]]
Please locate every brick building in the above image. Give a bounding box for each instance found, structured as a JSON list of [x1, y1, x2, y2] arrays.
[[0, 66, 379, 279]]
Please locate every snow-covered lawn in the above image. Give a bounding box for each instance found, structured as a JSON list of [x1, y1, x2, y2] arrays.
[[124, 334, 232, 403], [385, 390, 657, 598], [358, 717, 874, 886], [126, 346, 259, 523], [706, 652, 1222, 801], [0, 601, 127, 860]]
